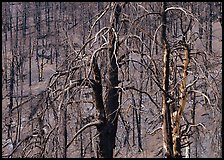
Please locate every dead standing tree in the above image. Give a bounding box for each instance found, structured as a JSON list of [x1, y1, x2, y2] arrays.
[[161, 3, 198, 158], [46, 2, 124, 158], [94, 3, 121, 157], [161, 2, 173, 158]]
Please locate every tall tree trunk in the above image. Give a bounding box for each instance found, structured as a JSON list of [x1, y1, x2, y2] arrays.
[[29, 35, 32, 87], [173, 43, 189, 158], [136, 31, 144, 152], [22, 3, 27, 38], [209, 2, 213, 54], [93, 3, 122, 158], [45, 2, 50, 33], [8, 4, 15, 152], [205, 5, 209, 53], [54, 6, 59, 71], [101, 26, 119, 157], [28, 30, 33, 132], [3, 27, 8, 90], [189, 75, 197, 158], [218, 2, 222, 28], [13, 6, 20, 149], [63, 101, 68, 158], [92, 56, 106, 157], [161, 2, 174, 158], [132, 103, 135, 146]]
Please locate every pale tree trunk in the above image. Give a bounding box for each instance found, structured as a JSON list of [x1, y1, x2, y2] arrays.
[[172, 43, 189, 158]]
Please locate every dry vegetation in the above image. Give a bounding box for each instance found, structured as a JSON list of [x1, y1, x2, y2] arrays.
[[2, 2, 222, 158]]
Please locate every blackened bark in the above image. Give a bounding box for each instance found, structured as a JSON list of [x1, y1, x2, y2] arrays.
[[132, 104, 135, 146], [93, 57, 108, 157], [102, 27, 119, 158], [209, 2, 213, 54], [191, 76, 197, 158], [8, 6, 14, 139], [92, 56, 107, 157], [45, 2, 50, 33], [79, 108, 84, 158], [217, 2, 222, 28], [55, 30, 59, 71], [95, 4, 122, 158], [3, 29, 8, 90], [35, 2, 41, 36], [92, 57, 106, 122], [40, 50, 44, 81], [63, 104, 68, 158], [8, 57, 14, 138], [205, 6, 209, 52], [161, 2, 174, 158], [22, 3, 27, 38], [5, 6, 13, 152], [136, 32, 144, 152]]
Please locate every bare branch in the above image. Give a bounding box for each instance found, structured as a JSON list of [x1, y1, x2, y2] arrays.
[[121, 86, 160, 110], [88, 4, 110, 40], [151, 24, 163, 56], [66, 120, 102, 149], [189, 90, 211, 105], [165, 7, 193, 18], [2, 135, 33, 158], [186, 77, 199, 90], [147, 126, 162, 136], [186, 123, 207, 134]]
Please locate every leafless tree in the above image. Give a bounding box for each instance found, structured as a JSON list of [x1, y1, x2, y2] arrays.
[[2, 2, 222, 158]]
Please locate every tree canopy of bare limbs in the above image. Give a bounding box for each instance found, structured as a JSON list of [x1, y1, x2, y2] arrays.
[[2, 2, 222, 158]]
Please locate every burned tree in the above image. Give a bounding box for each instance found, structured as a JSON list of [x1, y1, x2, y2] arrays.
[[47, 3, 123, 158], [2, 2, 221, 158], [161, 2, 174, 158]]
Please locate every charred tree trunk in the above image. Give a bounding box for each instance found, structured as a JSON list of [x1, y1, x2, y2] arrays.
[[80, 108, 84, 157], [34, 2, 42, 82], [92, 56, 106, 157], [55, 8, 59, 71], [22, 3, 27, 38], [136, 31, 144, 152], [29, 35, 32, 87], [3, 24, 8, 90], [93, 3, 122, 158], [132, 102, 135, 146], [191, 71, 198, 158], [208, 2, 213, 54], [45, 2, 50, 33], [63, 101, 68, 158], [96, 28, 119, 157], [161, 2, 174, 158], [40, 50, 44, 81], [8, 4, 15, 149], [102, 27, 119, 157]]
